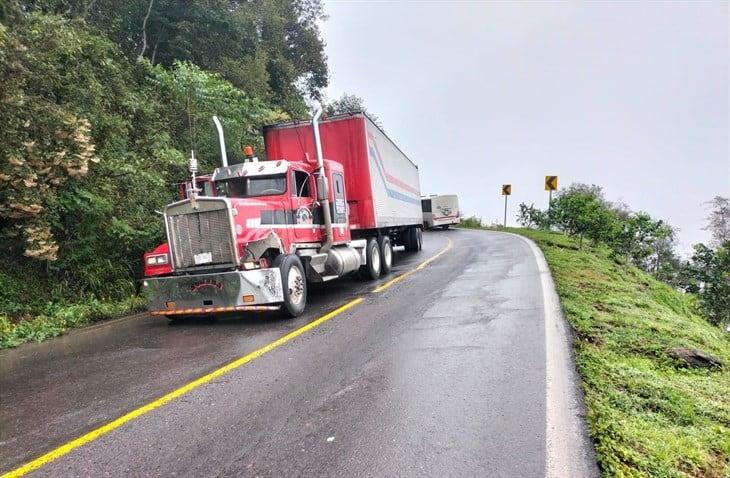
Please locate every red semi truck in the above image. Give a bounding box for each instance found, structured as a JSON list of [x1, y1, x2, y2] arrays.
[[142, 111, 423, 318]]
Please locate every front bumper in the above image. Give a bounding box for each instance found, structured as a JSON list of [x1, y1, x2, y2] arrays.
[[143, 269, 284, 316]]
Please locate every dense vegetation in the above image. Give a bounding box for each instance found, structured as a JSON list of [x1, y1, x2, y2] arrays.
[[516, 229, 728, 478], [0, 0, 328, 345]]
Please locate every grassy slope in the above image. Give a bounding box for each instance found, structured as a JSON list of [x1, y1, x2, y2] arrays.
[[0, 260, 146, 348], [512, 229, 730, 477]]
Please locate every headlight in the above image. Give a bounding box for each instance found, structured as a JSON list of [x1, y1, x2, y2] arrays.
[[146, 254, 169, 266]]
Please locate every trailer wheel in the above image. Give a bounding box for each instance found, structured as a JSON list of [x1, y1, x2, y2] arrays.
[[360, 237, 381, 280], [404, 227, 419, 252], [275, 254, 307, 317], [416, 227, 423, 251], [378, 235, 393, 275]]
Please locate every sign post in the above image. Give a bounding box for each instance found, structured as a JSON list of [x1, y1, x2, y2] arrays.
[[544, 175, 558, 210], [501, 184, 511, 228]]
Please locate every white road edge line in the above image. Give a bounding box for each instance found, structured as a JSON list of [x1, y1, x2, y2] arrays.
[[456, 228, 597, 477], [510, 232, 598, 478]]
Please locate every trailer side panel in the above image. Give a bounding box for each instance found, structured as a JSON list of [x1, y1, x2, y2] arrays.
[[364, 120, 422, 228], [263, 114, 421, 231]]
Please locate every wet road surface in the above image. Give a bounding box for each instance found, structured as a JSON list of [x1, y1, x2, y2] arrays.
[[0, 229, 597, 477]]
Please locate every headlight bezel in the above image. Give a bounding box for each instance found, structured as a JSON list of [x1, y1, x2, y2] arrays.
[[146, 253, 169, 266]]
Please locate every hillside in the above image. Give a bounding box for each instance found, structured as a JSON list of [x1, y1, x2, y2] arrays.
[[0, 1, 327, 344], [514, 229, 729, 477]]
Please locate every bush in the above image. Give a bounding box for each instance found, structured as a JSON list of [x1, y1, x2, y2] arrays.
[[0, 296, 146, 348], [460, 216, 483, 228], [517, 202, 548, 229]]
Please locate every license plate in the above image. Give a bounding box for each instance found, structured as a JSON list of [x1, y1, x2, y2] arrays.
[[194, 252, 213, 265]]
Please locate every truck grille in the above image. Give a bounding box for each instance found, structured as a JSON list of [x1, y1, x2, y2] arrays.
[[167, 206, 235, 270]]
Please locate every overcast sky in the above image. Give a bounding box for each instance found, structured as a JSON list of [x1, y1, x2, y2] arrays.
[[321, 1, 729, 252]]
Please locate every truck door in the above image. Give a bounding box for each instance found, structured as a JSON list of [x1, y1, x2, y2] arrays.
[[330, 172, 351, 243], [290, 169, 319, 241], [332, 172, 347, 225]]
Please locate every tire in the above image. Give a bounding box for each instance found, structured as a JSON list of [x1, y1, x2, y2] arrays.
[[274, 254, 307, 317], [404, 227, 418, 252], [441, 224, 450, 230], [378, 235, 393, 275], [416, 227, 423, 251], [359, 237, 381, 280]]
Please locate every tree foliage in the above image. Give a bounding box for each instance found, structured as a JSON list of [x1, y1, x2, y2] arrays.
[[516, 202, 548, 229], [324, 93, 383, 129], [19, 0, 328, 115], [680, 243, 730, 326], [703, 196, 730, 249], [612, 212, 676, 274], [547, 184, 619, 249], [0, 2, 326, 315]]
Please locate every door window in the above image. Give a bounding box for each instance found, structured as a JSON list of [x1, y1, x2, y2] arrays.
[[292, 170, 311, 197], [332, 173, 346, 223]]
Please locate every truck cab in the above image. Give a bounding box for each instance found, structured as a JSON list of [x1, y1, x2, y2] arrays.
[[143, 155, 363, 319]]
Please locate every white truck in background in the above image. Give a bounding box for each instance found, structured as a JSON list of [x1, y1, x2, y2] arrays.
[[422, 194, 460, 229]]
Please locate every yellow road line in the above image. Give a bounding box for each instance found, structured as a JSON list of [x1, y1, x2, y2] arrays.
[[1, 298, 363, 478], [373, 237, 453, 293], [3, 234, 455, 477]]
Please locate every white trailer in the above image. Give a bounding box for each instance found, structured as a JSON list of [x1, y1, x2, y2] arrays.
[[422, 194, 460, 229]]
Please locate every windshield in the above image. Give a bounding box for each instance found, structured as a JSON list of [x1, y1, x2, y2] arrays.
[[215, 174, 287, 198]]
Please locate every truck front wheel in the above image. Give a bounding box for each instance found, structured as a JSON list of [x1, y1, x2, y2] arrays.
[[275, 254, 307, 317], [360, 237, 381, 280]]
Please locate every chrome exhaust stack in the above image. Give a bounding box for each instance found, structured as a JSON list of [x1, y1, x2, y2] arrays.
[[212, 115, 228, 168], [312, 107, 333, 254]]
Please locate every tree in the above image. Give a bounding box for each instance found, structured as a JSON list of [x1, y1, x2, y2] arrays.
[[703, 196, 730, 249], [680, 243, 730, 326], [548, 184, 619, 249], [516, 202, 548, 229], [20, 0, 329, 114], [612, 212, 677, 273], [324, 93, 383, 129]]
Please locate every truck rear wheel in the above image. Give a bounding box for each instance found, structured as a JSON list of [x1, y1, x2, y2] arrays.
[[360, 237, 381, 280], [405, 227, 421, 252], [416, 227, 423, 251], [378, 235, 393, 275], [275, 254, 307, 317]]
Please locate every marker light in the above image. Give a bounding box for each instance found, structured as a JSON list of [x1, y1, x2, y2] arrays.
[[146, 254, 169, 266], [243, 145, 254, 157]]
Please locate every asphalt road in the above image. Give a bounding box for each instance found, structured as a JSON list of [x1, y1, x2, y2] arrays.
[[0, 229, 597, 477]]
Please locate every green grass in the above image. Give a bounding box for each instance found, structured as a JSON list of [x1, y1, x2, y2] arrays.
[[0, 296, 146, 349], [511, 228, 730, 477], [0, 262, 146, 349]]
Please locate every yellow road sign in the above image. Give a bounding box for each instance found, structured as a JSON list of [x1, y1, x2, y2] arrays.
[[502, 184, 511, 196], [545, 176, 558, 191]]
